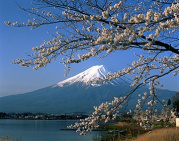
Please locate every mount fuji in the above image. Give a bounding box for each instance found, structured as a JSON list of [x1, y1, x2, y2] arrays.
[[0, 65, 176, 113], [56, 65, 130, 87]]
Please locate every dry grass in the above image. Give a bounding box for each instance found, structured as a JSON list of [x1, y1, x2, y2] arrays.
[[132, 128, 179, 141]]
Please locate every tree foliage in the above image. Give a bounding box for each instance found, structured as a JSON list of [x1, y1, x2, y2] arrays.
[[167, 99, 171, 105], [5, 0, 179, 134], [173, 100, 179, 115], [173, 92, 179, 116]]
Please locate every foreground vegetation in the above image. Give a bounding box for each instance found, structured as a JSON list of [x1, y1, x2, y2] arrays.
[[93, 121, 147, 141], [94, 127, 179, 141], [133, 128, 179, 141], [93, 119, 177, 141]]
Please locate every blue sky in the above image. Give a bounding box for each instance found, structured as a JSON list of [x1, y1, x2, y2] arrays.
[[0, 0, 178, 97]]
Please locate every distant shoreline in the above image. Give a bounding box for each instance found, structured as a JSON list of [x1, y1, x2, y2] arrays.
[[0, 112, 89, 120], [0, 118, 81, 120]]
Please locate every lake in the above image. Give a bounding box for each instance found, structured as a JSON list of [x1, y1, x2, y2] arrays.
[[0, 120, 99, 141]]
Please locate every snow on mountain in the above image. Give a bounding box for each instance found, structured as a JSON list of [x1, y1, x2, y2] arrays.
[[56, 65, 129, 87], [0, 65, 176, 113]]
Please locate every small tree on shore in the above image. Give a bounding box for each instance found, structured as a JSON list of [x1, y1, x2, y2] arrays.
[[173, 92, 179, 117], [5, 0, 179, 134], [167, 99, 171, 106]]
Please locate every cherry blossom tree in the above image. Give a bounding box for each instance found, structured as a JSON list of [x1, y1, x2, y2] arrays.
[[5, 0, 179, 134]]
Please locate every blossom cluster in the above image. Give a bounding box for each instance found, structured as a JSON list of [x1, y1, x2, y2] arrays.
[[67, 96, 126, 135], [6, 1, 178, 72]]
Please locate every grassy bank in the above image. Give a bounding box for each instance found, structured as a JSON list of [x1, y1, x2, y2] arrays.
[[132, 128, 179, 141]]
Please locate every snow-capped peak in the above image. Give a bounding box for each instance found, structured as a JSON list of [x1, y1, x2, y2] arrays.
[[55, 65, 131, 87], [56, 65, 110, 87]]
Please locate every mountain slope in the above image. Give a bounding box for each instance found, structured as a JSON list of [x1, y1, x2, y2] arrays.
[[0, 65, 176, 114]]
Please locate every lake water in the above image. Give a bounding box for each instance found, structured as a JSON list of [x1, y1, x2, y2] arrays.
[[0, 120, 99, 141]]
